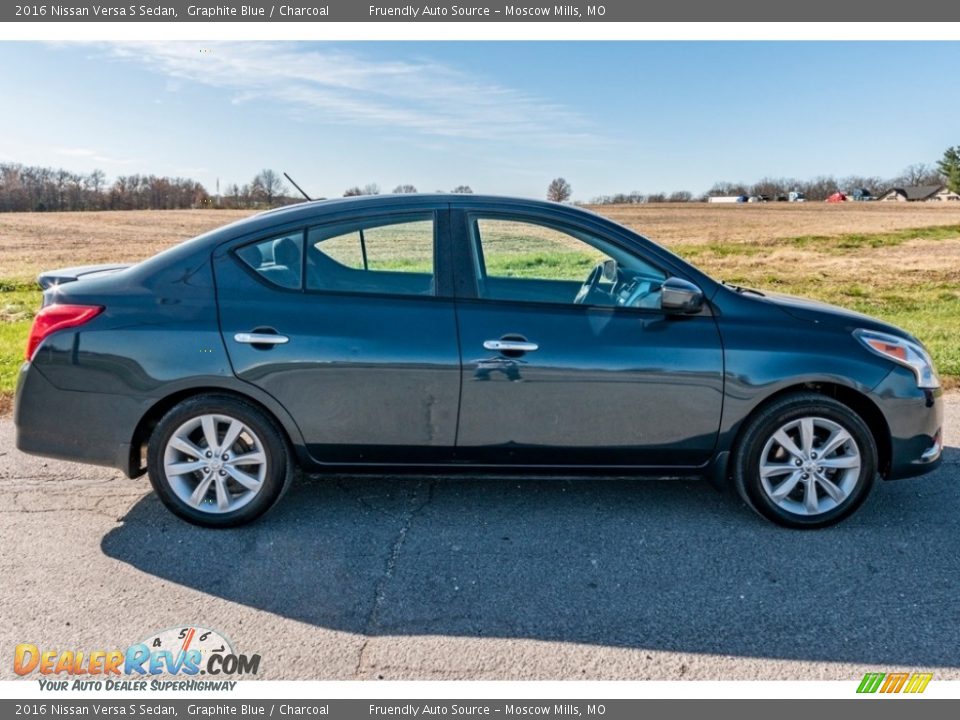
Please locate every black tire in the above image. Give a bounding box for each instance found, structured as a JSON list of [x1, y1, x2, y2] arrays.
[[732, 392, 877, 529], [147, 395, 293, 528]]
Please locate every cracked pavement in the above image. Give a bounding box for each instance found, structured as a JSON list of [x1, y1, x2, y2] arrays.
[[1, 395, 959, 680]]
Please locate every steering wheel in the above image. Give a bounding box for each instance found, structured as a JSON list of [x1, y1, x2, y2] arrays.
[[573, 262, 604, 305]]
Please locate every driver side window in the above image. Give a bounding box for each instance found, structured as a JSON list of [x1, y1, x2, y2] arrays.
[[468, 216, 665, 308]]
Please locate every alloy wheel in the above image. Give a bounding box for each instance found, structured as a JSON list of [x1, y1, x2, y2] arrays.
[[162, 413, 268, 514], [758, 416, 862, 517]]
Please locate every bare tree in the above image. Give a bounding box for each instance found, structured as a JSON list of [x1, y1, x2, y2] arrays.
[[344, 184, 379, 197], [667, 190, 693, 203], [254, 169, 286, 206], [899, 163, 936, 186], [451, 185, 473, 194], [223, 183, 241, 208], [707, 181, 748, 197], [547, 177, 572, 202], [392, 184, 417, 194]]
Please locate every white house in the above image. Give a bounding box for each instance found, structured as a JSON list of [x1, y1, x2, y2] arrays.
[[879, 184, 960, 202]]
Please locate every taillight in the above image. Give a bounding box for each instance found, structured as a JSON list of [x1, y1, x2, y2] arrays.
[[25, 304, 104, 361]]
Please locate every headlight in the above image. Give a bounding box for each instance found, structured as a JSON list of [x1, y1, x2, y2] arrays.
[[854, 329, 940, 389]]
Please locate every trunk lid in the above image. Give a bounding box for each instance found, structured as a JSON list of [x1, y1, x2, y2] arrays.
[[37, 263, 132, 290]]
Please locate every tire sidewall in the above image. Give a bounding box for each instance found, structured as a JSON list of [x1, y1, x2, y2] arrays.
[[736, 396, 877, 529], [147, 396, 291, 528]]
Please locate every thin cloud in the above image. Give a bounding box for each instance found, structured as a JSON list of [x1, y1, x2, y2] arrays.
[[55, 147, 132, 165], [104, 42, 595, 144]]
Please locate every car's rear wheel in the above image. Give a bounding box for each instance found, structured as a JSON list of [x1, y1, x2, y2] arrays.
[[147, 395, 292, 527], [732, 392, 877, 528]]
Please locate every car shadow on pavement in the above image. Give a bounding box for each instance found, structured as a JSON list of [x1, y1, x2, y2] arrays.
[[102, 446, 960, 668]]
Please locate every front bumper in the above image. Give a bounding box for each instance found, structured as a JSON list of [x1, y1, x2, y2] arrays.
[[14, 362, 146, 477], [871, 367, 944, 479]]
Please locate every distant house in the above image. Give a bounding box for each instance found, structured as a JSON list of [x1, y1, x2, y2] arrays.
[[879, 184, 959, 202]]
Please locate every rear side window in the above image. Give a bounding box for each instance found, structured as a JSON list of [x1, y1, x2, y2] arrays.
[[236, 232, 304, 290], [305, 213, 435, 296]]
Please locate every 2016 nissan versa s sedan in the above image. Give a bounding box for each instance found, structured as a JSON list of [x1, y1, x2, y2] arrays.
[[14, 195, 943, 528]]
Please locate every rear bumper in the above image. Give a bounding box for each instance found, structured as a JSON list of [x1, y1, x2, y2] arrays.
[[871, 367, 944, 480], [14, 362, 144, 477]]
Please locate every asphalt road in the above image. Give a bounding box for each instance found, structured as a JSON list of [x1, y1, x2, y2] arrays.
[[1, 396, 958, 681]]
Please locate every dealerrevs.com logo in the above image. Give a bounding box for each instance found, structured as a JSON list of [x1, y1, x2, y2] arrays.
[[857, 672, 933, 694], [14, 626, 260, 691]]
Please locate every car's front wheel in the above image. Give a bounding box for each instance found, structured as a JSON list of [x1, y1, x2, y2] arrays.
[[732, 392, 877, 528], [147, 395, 292, 527]]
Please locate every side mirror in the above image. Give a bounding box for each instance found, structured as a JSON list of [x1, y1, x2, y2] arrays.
[[660, 277, 704, 313]]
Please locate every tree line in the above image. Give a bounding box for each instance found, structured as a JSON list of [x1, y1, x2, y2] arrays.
[[0, 163, 210, 212], [0, 162, 477, 212], [586, 149, 960, 205], [340, 183, 474, 196], [2, 146, 956, 213], [0, 163, 307, 213]]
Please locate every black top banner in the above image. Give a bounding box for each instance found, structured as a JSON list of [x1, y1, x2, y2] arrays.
[[5, 0, 958, 21]]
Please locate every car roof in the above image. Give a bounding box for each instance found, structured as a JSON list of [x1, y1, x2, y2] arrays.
[[253, 193, 599, 222]]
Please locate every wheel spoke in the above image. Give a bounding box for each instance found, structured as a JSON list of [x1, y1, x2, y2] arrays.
[[188, 473, 215, 507], [214, 474, 230, 510], [761, 462, 795, 479], [803, 478, 820, 514], [799, 417, 815, 456], [816, 474, 846, 503], [225, 465, 263, 492], [225, 451, 265, 467], [770, 471, 802, 500], [819, 455, 860, 470], [165, 460, 207, 476], [773, 429, 804, 460], [818, 428, 852, 458], [219, 420, 244, 454], [170, 435, 204, 459], [201, 415, 219, 452]]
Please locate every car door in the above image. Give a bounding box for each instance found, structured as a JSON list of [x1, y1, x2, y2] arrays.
[[451, 207, 724, 468], [213, 207, 461, 465]]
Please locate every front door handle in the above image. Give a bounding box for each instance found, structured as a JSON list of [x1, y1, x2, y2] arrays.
[[483, 339, 538, 353], [234, 332, 289, 345]]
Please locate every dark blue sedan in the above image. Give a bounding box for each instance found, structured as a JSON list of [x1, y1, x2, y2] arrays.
[[14, 195, 943, 528]]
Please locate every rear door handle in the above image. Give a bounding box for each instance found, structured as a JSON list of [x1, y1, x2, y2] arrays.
[[234, 332, 289, 345], [483, 339, 538, 353]]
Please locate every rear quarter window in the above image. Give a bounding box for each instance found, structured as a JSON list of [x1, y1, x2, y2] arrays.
[[235, 232, 304, 290]]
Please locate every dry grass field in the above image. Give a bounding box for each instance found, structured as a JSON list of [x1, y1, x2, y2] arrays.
[[594, 201, 960, 246], [0, 209, 254, 279], [3, 203, 960, 278], [1, 202, 960, 410]]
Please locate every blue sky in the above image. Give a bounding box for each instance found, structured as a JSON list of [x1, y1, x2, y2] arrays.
[[0, 41, 957, 200]]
